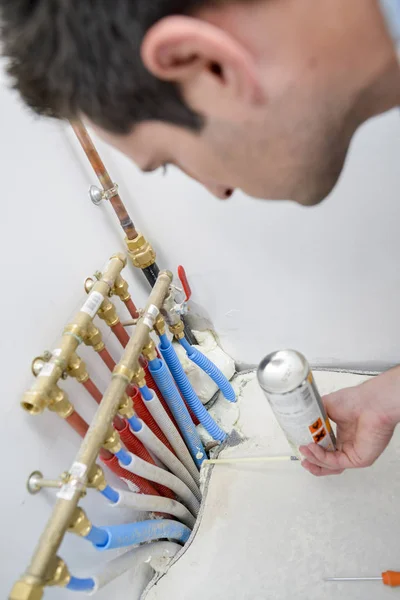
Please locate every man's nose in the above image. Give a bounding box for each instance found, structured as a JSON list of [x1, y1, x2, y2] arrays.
[[203, 183, 234, 200]]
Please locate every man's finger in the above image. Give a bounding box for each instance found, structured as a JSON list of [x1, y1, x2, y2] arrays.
[[301, 459, 344, 477], [299, 443, 352, 470]]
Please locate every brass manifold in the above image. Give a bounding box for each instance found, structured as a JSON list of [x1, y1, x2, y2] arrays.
[[21, 254, 127, 417], [10, 270, 173, 600]]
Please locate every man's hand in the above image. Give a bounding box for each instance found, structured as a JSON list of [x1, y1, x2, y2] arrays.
[[300, 367, 400, 476]]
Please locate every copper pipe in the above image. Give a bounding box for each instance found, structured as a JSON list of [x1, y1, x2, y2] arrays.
[[124, 298, 139, 319], [111, 322, 130, 348], [70, 120, 138, 240], [82, 378, 103, 404], [98, 347, 116, 372], [66, 412, 89, 438]]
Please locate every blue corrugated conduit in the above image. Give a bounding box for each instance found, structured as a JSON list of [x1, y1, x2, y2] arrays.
[[66, 577, 96, 592], [100, 485, 120, 504], [179, 338, 236, 402], [158, 334, 226, 442], [94, 519, 191, 551], [148, 357, 206, 468]]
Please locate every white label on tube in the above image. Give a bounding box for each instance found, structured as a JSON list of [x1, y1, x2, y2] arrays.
[[81, 291, 104, 317], [57, 463, 87, 500], [40, 362, 55, 377]]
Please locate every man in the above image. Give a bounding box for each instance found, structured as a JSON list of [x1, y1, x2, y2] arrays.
[[1, 0, 399, 476]]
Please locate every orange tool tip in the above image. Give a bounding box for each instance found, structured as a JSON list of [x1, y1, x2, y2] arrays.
[[382, 571, 400, 587]]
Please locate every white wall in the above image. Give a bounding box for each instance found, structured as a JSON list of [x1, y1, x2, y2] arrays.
[[1, 67, 400, 598]]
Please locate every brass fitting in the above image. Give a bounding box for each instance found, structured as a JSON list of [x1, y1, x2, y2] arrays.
[[97, 298, 120, 327], [154, 315, 166, 336], [113, 364, 135, 384], [103, 427, 122, 454], [46, 557, 70, 588], [170, 321, 185, 340], [118, 394, 135, 419], [132, 366, 146, 388], [113, 275, 131, 302], [21, 390, 51, 416], [64, 323, 87, 343], [67, 353, 89, 384], [125, 233, 156, 269], [84, 323, 105, 353], [141, 339, 157, 361], [9, 578, 44, 600], [68, 508, 91, 538], [87, 464, 107, 492], [48, 386, 74, 419]]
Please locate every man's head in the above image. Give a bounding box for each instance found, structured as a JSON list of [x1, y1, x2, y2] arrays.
[[1, 0, 399, 204]]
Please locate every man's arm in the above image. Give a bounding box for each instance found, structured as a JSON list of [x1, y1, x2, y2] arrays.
[[300, 366, 400, 476]]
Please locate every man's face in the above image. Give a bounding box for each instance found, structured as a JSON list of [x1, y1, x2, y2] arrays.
[[97, 0, 396, 205]]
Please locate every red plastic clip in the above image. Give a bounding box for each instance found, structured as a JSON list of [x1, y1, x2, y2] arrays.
[[177, 265, 192, 302]]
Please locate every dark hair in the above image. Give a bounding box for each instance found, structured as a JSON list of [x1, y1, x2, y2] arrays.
[[0, 0, 206, 133]]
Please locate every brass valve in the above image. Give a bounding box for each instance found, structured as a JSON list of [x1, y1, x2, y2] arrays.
[[103, 427, 122, 454], [170, 321, 185, 340], [67, 354, 89, 384], [142, 339, 157, 361], [132, 366, 146, 388], [48, 386, 74, 419], [87, 464, 107, 492], [84, 323, 105, 353], [113, 275, 131, 302], [154, 315, 166, 336], [68, 507, 91, 538], [97, 298, 120, 327], [119, 394, 135, 419], [125, 233, 156, 269]]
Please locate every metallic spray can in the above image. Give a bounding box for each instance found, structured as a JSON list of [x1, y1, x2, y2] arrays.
[[257, 350, 336, 458]]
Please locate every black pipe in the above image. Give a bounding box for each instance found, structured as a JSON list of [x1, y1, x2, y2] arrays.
[[142, 263, 160, 287]]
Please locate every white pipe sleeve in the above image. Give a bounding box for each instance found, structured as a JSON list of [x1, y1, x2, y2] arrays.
[[111, 489, 196, 528], [146, 392, 200, 485], [90, 542, 181, 594], [122, 453, 200, 517], [134, 422, 201, 501]]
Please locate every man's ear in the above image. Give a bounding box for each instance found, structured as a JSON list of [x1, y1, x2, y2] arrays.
[[141, 16, 264, 113]]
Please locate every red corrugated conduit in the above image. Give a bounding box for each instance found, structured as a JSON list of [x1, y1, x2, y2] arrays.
[[114, 418, 175, 499], [98, 348, 116, 372], [100, 452, 161, 497], [131, 387, 175, 454], [82, 378, 103, 404]]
